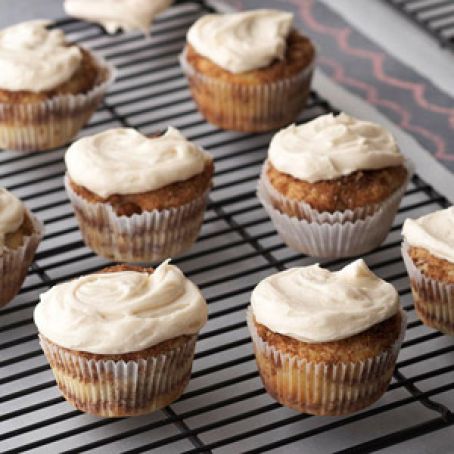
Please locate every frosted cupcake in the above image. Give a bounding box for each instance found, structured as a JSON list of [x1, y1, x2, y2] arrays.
[[0, 20, 113, 151], [180, 9, 315, 132], [65, 126, 213, 262], [258, 113, 412, 258], [247, 259, 406, 415], [402, 207, 454, 335], [34, 260, 208, 417], [0, 187, 43, 307], [64, 0, 172, 35]]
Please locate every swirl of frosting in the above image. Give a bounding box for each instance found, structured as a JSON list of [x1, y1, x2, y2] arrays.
[[268, 113, 404, 182], [34, 260, 208, 354], [402, 207, 454, 263], [0, 20, 82, 92], [65, 127, 210, 198], [187, 9, 293, 73], [64, 0, 172, 35], [0, 188, 25, 253], [251, 259, 399, 343]]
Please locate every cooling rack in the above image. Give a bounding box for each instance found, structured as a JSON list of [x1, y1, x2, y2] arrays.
[[1, 1, 453, 453], [383, 0, 454, 50]]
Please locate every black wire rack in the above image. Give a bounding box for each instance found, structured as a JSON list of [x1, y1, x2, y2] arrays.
[[1, 2, 453, 453], [383, 0, 454, 50]]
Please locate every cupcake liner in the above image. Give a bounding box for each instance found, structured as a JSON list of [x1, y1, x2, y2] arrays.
[[65, 175, 209, 263], [39, 334, 197, 417], [258, 161, 413, 258], [402, 241, 454, 335], [0, 51, 115, 152], [0, 211, 44, 308], [247, 307, 406, 416], [179, 47, 316, 133]]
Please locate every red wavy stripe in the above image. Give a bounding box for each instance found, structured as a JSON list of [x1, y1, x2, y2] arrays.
[[319, 57, 453, 160], [335, 29, 454, 118], [291, 0, 452, 159]]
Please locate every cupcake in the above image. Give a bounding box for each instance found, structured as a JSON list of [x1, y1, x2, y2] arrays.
[[402, 207, 454, 335], [64, 0, 172, 35], [180, 9, 316, 132], [65, 126, 213, 263], [0, 20, 114, 151], [258, 113, 412, 258], [0, 187, 43, 308], [34, 260, 208, 417], [247, 259, 406, 416]]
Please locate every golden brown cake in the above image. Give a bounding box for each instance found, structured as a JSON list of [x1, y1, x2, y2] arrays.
[[402, 208, 454, 335], [248, 260, 406, 415], [68, 159, 213, 214], [408, 246, 454, 285], [3, 211, 35, 249], [0, 21, 113, 151], [181, 10, 316, 132], [258, 113, 411, 258], [251, 312, 402, 415], [267, 161, 407, 216], [41, 331, 195, 417], [185, 30, 314, 84], [35, 262, 208, 417], [0, 48, 101, 103], [64, 126, 213, 262]]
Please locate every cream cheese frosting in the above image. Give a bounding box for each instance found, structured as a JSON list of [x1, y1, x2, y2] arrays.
[[187, 9, 293, 73], [64, 0, 172, 35], [268, 113, 404, 183], [251, 259, 399, 343], [34, 260, 208, 354], [0, 188, 25, 254], [0, 20, 82, 92], [65, 127, 210, 198], [402, 207, 454, 263]]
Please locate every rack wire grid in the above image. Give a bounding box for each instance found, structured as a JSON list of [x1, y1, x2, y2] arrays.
[[1, 1, 453, 453], [383, 0, 454, 50]]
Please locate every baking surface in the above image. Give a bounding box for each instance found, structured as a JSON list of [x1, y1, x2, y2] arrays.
[[0, 1, 453, 453]]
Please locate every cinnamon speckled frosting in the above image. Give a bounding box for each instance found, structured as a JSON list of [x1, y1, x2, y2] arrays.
[[269, 113, 404, 183], [0, 188, 24, 253], [65, 127, 211, 198], [402, 207, 454, 264], [64, 0, 172, 35], [251, 259, 399, 343], [0, 20, 82, 92], [34, 260, 208, 354], [187, 9, 293, 73]]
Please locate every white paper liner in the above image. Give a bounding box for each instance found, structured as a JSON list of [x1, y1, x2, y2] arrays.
[[65, 175, 209, 263], [258, 161, 413, 258], [247, 307, 406, 416], [0, 211, 44, 308], [0, 50, 115, 152], [179, 46, 316, 133], [402, 241, 454, 335], [39, 334, 197, 417]]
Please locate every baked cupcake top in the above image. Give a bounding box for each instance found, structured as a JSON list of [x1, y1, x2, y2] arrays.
[[64, 0, 172, 35], [0, 188, 25, 253], [0, 20, 82, 92], [65, 127, 211, 198], [251, 259, 399, 343], [187, 9, 293, 73], [402, 207, 454, 264], [34, 260, 208, 354], [269, 113, 404, 183]]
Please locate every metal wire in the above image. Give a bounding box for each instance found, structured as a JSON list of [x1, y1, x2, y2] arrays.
[[1, 2, 453, 453], [384, 0, 454, 50]]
